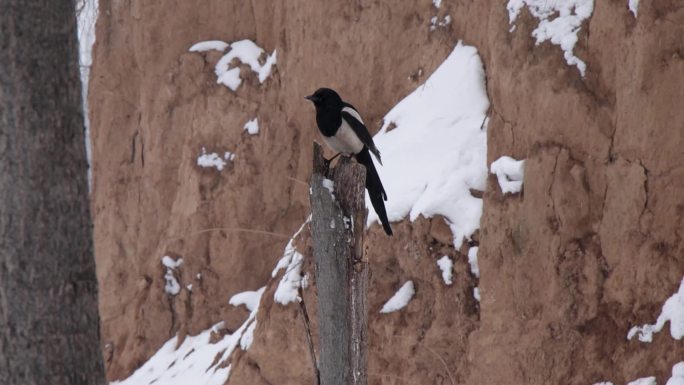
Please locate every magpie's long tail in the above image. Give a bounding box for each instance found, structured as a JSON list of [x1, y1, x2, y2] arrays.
[[355, 147, 393, 236]]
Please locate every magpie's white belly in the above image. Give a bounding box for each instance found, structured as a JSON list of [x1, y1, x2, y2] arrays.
[[322, 120, 364, 154]]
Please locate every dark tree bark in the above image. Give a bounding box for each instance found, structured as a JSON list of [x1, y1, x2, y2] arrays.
[[0, 1, 105, 384], [310, 142, 368, 385]]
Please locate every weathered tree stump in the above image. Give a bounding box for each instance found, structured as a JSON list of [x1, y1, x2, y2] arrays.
[[310, 142, 368, 385]]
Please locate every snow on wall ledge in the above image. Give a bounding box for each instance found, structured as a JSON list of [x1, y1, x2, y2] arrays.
[[189, 39, 277, 91], [506, 0, 594, 76], [367, 42, 489, 249], [490, 156, 525, 194]]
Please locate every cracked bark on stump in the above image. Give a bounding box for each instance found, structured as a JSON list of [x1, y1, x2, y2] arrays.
[[309, 142, 369, 385]]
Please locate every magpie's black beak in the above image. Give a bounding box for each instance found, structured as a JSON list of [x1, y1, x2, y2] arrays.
[[305, 94, 318, 103]]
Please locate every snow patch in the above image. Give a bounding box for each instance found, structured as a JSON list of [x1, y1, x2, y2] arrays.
[[506, 0, 594, 76], [161, 256, 183, 296], [240, 320, 257, 350], [432, 0, 442, 8], [628, 0, 639, 17], [162, 256, 183, 269], [380, 281, 415, 314], [197, 147, 233, 171], [668, 363, 684, 385], [272, 219, 310, 305], [468, 246, 480, 278], [189, 40, 229, 52], [244, 118, 259, 135], [229, 288, 265, 312], [368, 42, 489, 248], [490, 156, 525, 194], [437, 256, 453, 285], [473, 287, 481, 302], [209, 39, 277, 91], [229, 287, 265, 351], [628, 277, 684, 342], [429, 15, 452, 31]]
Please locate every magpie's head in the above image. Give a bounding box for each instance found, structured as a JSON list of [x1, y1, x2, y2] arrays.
[[305, 88, 342, 110]]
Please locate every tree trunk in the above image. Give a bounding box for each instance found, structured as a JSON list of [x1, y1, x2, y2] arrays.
[[310, 142, 368, 385], [0, 1, 105, 384]]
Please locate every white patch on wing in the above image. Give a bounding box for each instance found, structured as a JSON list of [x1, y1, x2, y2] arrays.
[[342, 106, 364, 124], [322, 120, 364, 155]]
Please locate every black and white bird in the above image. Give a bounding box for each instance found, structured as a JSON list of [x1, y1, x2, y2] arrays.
[[305, 87, 392, 236]]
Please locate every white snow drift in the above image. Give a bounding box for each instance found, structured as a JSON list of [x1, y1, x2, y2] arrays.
[[368, 42, 489, 248]]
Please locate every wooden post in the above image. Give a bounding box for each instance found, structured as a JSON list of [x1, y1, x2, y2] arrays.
[[310, 142, 368, 385]]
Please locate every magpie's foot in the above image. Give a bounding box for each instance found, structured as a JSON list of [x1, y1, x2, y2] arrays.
[[323, 153, 342, 176], [323, 158, 332, 174]]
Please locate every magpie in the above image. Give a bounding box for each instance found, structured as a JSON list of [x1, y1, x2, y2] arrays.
[[305, 87, 393, 236]]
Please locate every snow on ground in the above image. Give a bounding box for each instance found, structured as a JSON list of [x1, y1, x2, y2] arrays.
[[629, 0, 639, 17], [628, 277, 684, 342], [189, 39, 277, 91], [468, 246, 480, 278], [272, 219, 310, 305], [473, 287, 481, 302], [197, 147, 234, 171], [367, 42, 489, 248], [161, 256, 183, 296], [189, 40, 229, 52], [380, 281, 416, 314], [432, 0, 442, 8], [506, 0, 594, 76], [112, 288, 264, 385], [437, 256, 453, 285], [490, 156, 525, 194], [244, 118, 259, 135]]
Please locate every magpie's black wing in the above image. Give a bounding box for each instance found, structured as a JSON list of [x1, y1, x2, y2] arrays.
[[341, 104, 383, 165]]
